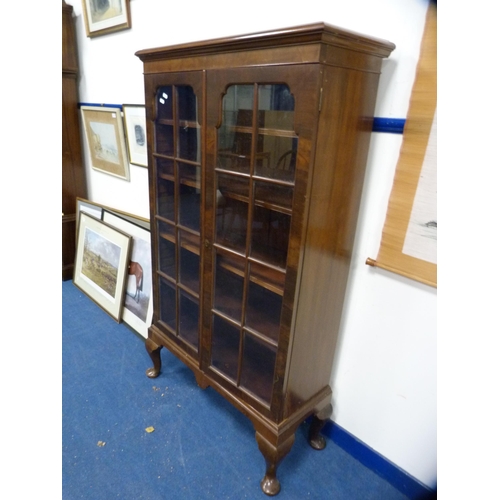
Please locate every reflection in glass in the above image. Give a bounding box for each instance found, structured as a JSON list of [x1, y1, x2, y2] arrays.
[[211, 315, 240, 381], [157, 86, 173, 121]]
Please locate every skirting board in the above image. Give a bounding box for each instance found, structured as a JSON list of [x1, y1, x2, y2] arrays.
[[319, 418, 436, 499]]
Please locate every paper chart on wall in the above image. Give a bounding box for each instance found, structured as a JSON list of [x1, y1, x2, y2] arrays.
[[402, 110, 437, 265]]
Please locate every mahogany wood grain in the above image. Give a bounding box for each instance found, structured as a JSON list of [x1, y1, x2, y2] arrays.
[[137, 23, 394, 495], [62, 1, 87, 280]]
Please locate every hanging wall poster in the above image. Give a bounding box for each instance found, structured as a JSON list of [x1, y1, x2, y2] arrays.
[[367, 3, 437, 287]]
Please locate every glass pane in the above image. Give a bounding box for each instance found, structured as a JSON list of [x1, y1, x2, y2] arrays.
[[254, 182, 293, 213], [159, 278, 176, 331], [177, 86, 197, 122], [179, 182, 200, 232], [256, 84, 296, 181], [156, 157, 174, 178], [179, 231, 200, 294], [217, 85, 254, 174], [179, 161, 200, 188], [177, 86, 199, 162], [157, 178, 175, 220], [216, 174, 249, 253], [259, 84, 294, 116], [179, 291, 199, 350], [246, 281, 282, 343], [240, 334, 276, 404], [213, 251, 244, 322], [251, 206, 290, 268], [157, 86, 173, 121], [158, 221, 175, 278], [156, 123, 174, 156], [256, 136, 297, 182], [211, 315, 240, 381]]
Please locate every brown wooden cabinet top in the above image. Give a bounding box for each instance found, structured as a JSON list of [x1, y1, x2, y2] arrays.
[[135, 22, 396, 63]]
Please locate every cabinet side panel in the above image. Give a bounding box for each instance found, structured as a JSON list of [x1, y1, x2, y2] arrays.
[[285, 63, 382, 416]]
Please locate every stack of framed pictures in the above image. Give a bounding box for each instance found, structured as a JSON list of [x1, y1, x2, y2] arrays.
[[73, 198, 153, 339], [80, 104, 147, 182]]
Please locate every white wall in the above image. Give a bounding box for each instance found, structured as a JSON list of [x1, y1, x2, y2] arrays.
[[70, 0, 436, 488]]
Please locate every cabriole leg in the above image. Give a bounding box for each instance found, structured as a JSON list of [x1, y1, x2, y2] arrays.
[[308, 403, 333, 450], [145, 338, 162, 378], [255, 432, 295, 496]]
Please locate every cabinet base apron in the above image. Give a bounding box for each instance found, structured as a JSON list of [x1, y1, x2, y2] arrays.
[[145, 326, 333, 496]]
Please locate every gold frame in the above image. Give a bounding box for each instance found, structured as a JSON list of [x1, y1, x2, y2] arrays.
[[81, 106, 130, 181], [82, 0, 131, 38], [73, 212, 132, 322]]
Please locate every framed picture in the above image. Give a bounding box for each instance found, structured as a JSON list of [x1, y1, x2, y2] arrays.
[[81, 106, 130, 181], [76, 197, 150, 236], [74, 212, 132, 322], [82, 0, 131, 38], [102, 210, 153, 338], [123, 105, 148, 167]]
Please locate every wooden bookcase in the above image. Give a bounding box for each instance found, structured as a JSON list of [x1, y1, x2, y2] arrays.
[[136, 23, 395, 495], [62, 1, 87, 280]]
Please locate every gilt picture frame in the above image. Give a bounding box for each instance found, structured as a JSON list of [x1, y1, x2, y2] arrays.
[[74, 212, 132, 322], [102, 209, 153, 338], [123, 104, 148, 168], [81, 106, 130, 181], [82, 0, 131, 38]]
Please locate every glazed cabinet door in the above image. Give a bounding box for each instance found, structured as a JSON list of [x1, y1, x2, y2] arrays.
[[204, 66, 321, 417], [147, 72, 204, 358]]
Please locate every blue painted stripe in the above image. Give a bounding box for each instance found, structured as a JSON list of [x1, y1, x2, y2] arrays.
[[78, 102, 123, 109], [372, 117, 406, 134], [77, 104, 403, 134], [321, 419, 436, 499]]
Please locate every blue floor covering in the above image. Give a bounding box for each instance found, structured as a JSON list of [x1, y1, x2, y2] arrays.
[[62, 280, 413, 500]]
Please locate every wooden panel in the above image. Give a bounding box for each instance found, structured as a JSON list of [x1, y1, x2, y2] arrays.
[[284, 62, 383, 416], [62, 1, 87, 280]]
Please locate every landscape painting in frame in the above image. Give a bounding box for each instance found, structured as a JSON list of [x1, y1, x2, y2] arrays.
[[82, 0, 131, 38], [81, 106, 130, 181], [74, 212, 131, 322], [102, 210, 153, 338]]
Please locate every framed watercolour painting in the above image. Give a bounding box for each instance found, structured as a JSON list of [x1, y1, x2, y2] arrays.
[[81, 106, 130, 181], [123, 104, 148, 167], [74, 212, 132, 322], [102, 210, 153, 338], [82, 0, 131, 38]]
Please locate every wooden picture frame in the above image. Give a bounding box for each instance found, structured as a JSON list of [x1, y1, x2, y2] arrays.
[[73, 212, 132, 322], [81, 106, 130, 181], [82, 0, 131, 38], [123, 104, 148, 167], [102, 210, 153, 338]]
